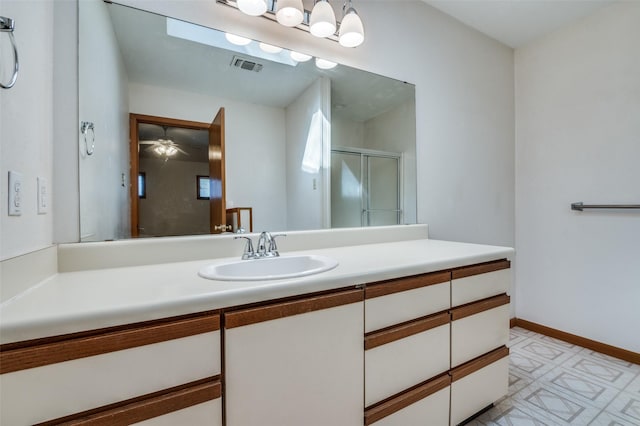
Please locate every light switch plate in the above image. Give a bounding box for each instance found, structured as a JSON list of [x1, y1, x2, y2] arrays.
[[8, 171, 23, 216], [37, 177, 48, 214]]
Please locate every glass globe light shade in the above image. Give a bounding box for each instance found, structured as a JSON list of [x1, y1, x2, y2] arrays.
[[310, 0, 336, 38], [276, 0, 304, 27], [225, 32, 252, 46], [236, 0, 268, 16], [290, 51, 313, 62], [338, 8, 364, 47], [315, 58, 337, 70]]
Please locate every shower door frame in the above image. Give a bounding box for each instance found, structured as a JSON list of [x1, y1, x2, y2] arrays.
[[331, 146, 404, 227]]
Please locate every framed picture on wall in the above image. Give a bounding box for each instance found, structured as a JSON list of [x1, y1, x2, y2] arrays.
[[197, 175, 210, 200]]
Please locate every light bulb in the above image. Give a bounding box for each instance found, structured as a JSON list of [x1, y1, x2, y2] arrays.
[[259, 42, 283, 54], [236, 0, 268, 16], [310, 0, 336, 38], [339, 7, 364, 47], [315, 58, 337, 70], [290, 51, 313, 62], [225, 32, 252, 46], [276, 0, 304, 27], [166, 146, 178, 156]]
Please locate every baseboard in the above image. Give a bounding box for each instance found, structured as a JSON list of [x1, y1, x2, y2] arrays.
[[511, 318, 640, 365]]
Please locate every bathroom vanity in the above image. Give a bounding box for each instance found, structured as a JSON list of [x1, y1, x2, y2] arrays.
[[0, 225, 513, 425]]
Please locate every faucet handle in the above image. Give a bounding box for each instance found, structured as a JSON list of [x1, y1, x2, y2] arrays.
[[268, 234, 287, 256], [234, 236, 255, 260]]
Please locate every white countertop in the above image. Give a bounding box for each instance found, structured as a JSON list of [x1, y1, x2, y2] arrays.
[[0, 239, 513, 344]]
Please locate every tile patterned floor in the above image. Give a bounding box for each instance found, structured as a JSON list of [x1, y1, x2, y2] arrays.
[[465, 327, 640, 426]]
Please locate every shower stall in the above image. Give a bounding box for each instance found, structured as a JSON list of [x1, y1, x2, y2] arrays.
[[331, 147, 403, 228]]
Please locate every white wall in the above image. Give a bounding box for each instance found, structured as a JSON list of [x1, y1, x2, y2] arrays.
[[285, 78, 330, 230], [332, 116, 365, 149], [138, 158, 209, 237], [129, 83, 288, 232], [0, 1, 54, 260], [78, 0, 130, 242], [365, 99, 418, 225], [515, 2, 640, 352]]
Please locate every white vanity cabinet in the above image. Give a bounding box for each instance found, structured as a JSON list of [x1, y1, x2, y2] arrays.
[[363, 272, 452, 424], [224, 288, 365, 426], [449, 259, 511, 425], [0, 313, 222, 426]]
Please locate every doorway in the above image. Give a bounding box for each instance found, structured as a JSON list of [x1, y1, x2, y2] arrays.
[[331, 148, 402, 228], [129, 112, 226, 237]]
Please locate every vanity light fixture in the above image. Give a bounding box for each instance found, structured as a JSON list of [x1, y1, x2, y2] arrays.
[[338, 0, 364, 47], [276, 0, 304, 27], [290, 50, 312, 62], [236, 0, 268, 16], [309, 0, 336, 38], [259, 42, 283, 53], [216, 0, 365, 47], [225, 32, 252, 45], [315, 57, 337, 70]]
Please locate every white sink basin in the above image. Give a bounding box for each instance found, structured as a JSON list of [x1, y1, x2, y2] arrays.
[[198, 255, 339, 281]]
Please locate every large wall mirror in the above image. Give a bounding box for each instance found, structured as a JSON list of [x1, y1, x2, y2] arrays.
[[79, 0, 416, 241]]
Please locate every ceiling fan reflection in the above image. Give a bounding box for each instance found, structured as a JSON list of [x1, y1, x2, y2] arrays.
[[139, 126, 189, 160]]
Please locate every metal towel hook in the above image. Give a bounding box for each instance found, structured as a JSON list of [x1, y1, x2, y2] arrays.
[[0, 16, 19, 89], [80, 121, 96, 156]]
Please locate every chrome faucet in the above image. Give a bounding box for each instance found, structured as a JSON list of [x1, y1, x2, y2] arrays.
[[234, 236, 256, 260], [235, 232, 286, 260]]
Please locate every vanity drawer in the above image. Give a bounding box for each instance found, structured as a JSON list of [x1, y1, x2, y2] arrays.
[[451, 294, 510, 367], [365, 374, 450, 426], [450, 346, 509, 426], [133, 397, 222, 426], [365, 271, 450, 332], [365, 312, 450, 406], [0, 313, 221, 426], [452, 259, 511, 306]]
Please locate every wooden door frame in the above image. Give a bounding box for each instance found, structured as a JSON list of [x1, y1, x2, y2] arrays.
[[129, 113, 211, 238]]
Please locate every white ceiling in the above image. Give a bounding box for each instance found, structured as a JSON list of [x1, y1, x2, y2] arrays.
[[421, 0, 616, 48]]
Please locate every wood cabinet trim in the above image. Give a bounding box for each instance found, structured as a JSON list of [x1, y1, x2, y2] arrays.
[[451, 259, 510, 280], [450, 346, 509, 382], [365, 271, 451, 299], [35, 377, 221, 426], [450, 294, 510, 321], [224, 288, 363, 328], [364, 311, 450, 350], [0, 314, 220, 374], [364, 373, 451, 425]]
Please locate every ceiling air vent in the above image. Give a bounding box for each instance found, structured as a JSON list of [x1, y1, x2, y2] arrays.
[[231, 56, 263, 73]]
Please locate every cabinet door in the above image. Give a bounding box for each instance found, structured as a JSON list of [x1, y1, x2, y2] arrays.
[[225, 289, 364, 426]]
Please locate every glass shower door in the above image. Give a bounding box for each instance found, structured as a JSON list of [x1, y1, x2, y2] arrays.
[[365, 155, 400, 226], [331, 151, 363, 228], [331, 149, 401, 227]]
